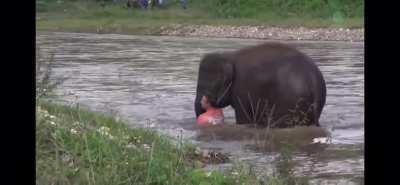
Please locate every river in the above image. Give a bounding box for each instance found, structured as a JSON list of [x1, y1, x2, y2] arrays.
[[37, 31, 364, 184]]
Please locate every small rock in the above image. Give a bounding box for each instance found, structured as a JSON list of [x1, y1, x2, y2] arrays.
[[312, 137, 330, 144], [202, 150, 210, 158]]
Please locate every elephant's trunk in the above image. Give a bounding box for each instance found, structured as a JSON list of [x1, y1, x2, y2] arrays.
[[216, 81, 232, 106], [194, 94, 205, 118]]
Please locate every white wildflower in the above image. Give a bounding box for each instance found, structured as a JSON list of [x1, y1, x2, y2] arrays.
[[37, 107, 49, 118], [205, 172, 212, 177], [70, 128, 78, 135], [194, 147, 202, 155], [133, 136, 142, 143], [126, 144, 137, 149], [73, 167, 79, 173], [49, 121, 56, 126], [97, 126, 114, 139], [232, 171, 239, 176], [98, 126, 110, 135], [123, 135, 130, 140], [143, 144, 151, 150]]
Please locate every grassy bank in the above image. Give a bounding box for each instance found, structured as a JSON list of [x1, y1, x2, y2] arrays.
[[36, 0, 364, 35], [37, 101, 300, 184]]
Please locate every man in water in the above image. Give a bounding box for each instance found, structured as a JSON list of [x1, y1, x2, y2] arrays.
[[196, 95, 224, 126]]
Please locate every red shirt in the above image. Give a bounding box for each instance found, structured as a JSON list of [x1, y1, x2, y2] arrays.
[[196, 107, 224, 126]]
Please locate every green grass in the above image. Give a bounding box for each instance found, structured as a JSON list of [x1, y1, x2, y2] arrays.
[[36, 0, 364, 35], [196, 0, 363, 19], [37, 100, 298, 184]]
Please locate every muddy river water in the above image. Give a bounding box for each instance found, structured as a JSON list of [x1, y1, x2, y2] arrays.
[[37, 31, 364, 184]]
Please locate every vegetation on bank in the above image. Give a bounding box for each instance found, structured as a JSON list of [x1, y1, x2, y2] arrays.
[[36, 0, 364, 35], [37, 101, 266, 184]]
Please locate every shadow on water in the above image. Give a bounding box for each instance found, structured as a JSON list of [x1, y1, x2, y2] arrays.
[[37, 31, 364, 184]]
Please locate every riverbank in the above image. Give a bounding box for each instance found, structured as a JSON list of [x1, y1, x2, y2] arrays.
[[36, 1, 364, 42], [159, 24, 364, 42], [37, 21, 364, 42], [37, 101, 296, 185]]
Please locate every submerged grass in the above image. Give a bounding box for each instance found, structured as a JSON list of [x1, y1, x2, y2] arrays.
[[197, 124, 329, 152]]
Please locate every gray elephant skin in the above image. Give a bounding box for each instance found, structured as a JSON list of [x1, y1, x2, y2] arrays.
[[194, 42, 326, 128]]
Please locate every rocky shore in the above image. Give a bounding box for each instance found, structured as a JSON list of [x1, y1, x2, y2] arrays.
[[159, 24, 364, 42]]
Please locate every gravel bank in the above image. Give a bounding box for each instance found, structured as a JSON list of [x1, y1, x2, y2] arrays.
[[159, 24, 364, 42]]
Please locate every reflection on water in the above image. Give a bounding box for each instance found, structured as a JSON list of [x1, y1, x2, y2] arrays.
[[37, 31, 364, 184]]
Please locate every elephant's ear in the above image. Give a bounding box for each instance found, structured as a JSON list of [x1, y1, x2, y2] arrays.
[[201, 53, 233, 83]]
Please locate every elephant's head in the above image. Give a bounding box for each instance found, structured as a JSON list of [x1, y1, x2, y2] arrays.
[[195, 53, 234, 117]]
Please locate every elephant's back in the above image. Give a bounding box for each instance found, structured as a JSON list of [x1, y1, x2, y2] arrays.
[[232, 42, 322, 101], [233, 42, 303, 63], [233, 42, 316, 77]]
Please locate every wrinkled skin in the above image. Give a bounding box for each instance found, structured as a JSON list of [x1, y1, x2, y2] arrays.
[[194, 42, 326, 128]]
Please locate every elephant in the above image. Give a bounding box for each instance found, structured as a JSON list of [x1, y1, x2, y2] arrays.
[[194, 42, 326, 128]]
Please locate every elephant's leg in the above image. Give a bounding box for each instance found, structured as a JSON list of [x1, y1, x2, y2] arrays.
[[312, 103, 322, 126]]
